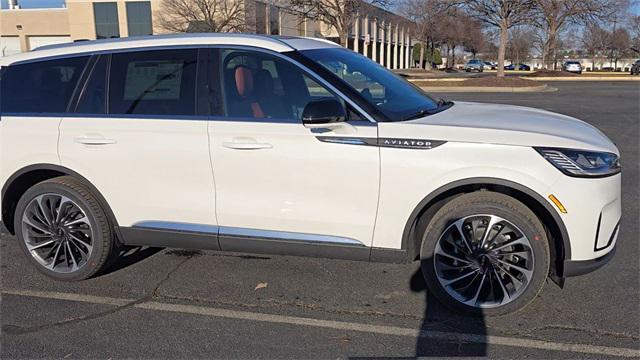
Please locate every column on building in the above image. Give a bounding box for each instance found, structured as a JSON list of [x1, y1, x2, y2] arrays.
[[372, 18, 378, 63], [400, 27, 405, 69], [363, 16, 369, 58], [405, 32, 411, 69], [386, 22, 392, 69], [393, 24, 399, 69], [379, 20, 385, 66], [353, 14, 359, 54]]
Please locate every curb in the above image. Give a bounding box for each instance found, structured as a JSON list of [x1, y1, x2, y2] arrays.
[[419, 85, 556, 93]]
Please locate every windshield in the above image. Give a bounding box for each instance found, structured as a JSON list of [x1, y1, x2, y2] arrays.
[[298, 48, 442, 122]]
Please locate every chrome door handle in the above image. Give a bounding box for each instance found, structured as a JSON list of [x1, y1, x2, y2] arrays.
[[74, 137, 117, 145], [222, 141, 272, 150]]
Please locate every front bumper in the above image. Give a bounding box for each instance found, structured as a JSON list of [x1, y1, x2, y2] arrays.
[[564, 245, 616, 277]]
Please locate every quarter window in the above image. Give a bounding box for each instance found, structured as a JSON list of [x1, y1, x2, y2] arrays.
[[0, 56, 89, 113], [221, 49, 341, 121], [109, 49, 197, 115]]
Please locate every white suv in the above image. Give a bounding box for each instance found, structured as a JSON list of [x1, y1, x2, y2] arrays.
[[0, 34, 621, 315]]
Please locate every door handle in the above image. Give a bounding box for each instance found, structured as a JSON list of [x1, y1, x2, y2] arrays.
[[223, 142, 273, 150], [74, 137, 117, 145]]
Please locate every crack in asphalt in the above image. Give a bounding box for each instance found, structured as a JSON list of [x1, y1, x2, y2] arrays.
[[522, 324, 640, 341], [1, 255, 195, 336]]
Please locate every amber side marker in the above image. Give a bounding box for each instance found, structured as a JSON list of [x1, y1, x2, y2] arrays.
[[548, 194, 567, 214]]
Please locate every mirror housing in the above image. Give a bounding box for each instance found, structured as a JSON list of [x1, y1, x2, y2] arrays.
[[302, 99, 346, 125]]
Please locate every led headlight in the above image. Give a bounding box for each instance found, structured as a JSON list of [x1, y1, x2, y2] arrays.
[[535, 147, 621, 178]]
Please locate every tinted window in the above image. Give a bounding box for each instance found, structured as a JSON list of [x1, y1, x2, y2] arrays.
[[221, 49, 341, 121], [94, 2, 120, 39], [1, 56, 89, 113], [109, 49, 197, 115], [299, 48, 441, 122], [76, 55, 108, 114], [126, 1, 153, 37]]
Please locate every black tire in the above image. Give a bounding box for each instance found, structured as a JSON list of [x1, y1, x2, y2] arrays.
[[420, 191, 550, 316], [14, 176, 117, 281]]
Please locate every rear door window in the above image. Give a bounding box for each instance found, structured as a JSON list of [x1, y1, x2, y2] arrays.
[[108, 49, 198, 116], [1, 56, 89, 113]]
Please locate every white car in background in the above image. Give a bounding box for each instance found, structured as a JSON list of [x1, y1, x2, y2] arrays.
[[0, 34, 621, 315], [563, 61, 583, 74]]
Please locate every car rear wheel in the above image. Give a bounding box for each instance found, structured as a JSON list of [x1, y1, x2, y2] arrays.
[[14, 176, 117, 281], [420, 191, 550, 316]]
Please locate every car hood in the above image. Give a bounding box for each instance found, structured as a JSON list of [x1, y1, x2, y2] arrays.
[[402, 101, 618, 154]]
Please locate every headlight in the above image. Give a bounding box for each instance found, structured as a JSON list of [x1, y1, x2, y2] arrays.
[[535, 147, 621, 178]]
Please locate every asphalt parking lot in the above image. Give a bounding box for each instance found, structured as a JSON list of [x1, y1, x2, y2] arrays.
[[1, 81, 638, 359]]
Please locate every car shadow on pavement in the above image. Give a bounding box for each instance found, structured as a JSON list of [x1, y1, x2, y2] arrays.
[[410, 268, 487, 357], [98, 246, 164, 276]]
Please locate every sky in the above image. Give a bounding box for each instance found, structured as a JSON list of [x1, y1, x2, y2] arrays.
[[1, 0, 65, 9]]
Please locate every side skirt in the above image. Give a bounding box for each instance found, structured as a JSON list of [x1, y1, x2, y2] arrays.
[[118, 227, 410, 264]]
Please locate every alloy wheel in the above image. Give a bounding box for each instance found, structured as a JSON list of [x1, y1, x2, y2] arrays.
[[21, 193, 94, 273], [433, 214, 535, 308]]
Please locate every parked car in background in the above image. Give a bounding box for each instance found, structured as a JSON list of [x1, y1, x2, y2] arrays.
[[464, 59, 484, 72], [483, 61, 496, 70], [631, 60, 640, 75], [0, 34, 621, 316], [563, 61, 583, 74], [504, 63, 531, 71]]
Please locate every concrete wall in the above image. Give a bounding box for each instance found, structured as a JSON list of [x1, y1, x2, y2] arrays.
[[1, 9, 70, 51]]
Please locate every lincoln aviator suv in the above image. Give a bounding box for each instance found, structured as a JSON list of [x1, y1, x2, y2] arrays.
[[0, 34, 621, 315]]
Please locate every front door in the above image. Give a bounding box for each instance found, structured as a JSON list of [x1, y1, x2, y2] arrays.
[[210, 48, 379, 247]]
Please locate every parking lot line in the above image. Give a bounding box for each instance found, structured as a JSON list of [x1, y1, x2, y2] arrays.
[[3, 288, 639, 358]]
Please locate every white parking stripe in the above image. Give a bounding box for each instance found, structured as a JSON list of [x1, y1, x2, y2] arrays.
[[3, 289, 639, 358]]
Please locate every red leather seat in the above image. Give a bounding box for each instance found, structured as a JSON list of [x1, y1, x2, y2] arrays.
[[234, 66, 265, 118]]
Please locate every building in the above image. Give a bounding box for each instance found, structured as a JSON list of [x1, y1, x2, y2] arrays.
[[0, 0, 415, 69]]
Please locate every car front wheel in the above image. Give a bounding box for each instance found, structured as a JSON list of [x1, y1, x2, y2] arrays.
[[14, 176, 117, 281], [420, 191, 550, 316]]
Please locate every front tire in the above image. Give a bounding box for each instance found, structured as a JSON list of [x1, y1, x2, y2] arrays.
[[14, 176, 117, 281], [420, 191, 550, 316]]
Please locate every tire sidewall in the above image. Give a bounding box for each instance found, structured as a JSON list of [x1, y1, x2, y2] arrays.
[[14, 180, 109, 281], [420, 194, 550, 316]]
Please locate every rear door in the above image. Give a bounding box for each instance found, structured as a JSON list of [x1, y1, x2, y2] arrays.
[[59, 49, 217, 235]]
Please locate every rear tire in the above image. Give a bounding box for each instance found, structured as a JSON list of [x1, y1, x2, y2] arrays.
[[420, 191, 550, 316], [14, 176, 117, 281]]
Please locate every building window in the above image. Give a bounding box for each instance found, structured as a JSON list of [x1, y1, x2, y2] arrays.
[[255, 1, 267, 34], [94, 2, 120, 39], [268, 5, 280, 35], [126, 1, 153, 36]]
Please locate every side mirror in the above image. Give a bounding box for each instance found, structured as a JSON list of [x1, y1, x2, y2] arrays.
[[302, 99, 346, 125]]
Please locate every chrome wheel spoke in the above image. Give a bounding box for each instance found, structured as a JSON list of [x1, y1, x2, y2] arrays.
[[493, 268, 511, 303], [480, 215, 501, 248], [496, 259, 533, 280], [452, 218, 473, 253], [491, 236, 529, 251], [463, 272, 487, 306], [27, 239, 56, 251], [442, 268, 480, 286], [435, 242, 472, 264], [23, 217, 52, 235]]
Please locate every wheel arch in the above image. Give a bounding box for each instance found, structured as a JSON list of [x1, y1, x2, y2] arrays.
[[402, 177, 571, 281], [1, 164, 121, 243]]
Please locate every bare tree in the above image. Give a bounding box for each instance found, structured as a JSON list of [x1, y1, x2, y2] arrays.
[[506, 26, 533, 65], [463, 0, 535, 77], [530, 0, 616, 70], [630, 15, 640, 54], [462, 16, 486, 59], [581, 23, 608, 70], [156, 0, 246, 33], [608, 27, 632, 69], [400, 0, 456, 69], [287, 0, 389, 47]]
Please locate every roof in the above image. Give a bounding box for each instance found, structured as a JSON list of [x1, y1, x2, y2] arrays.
[[0, 33, 341, 66]]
